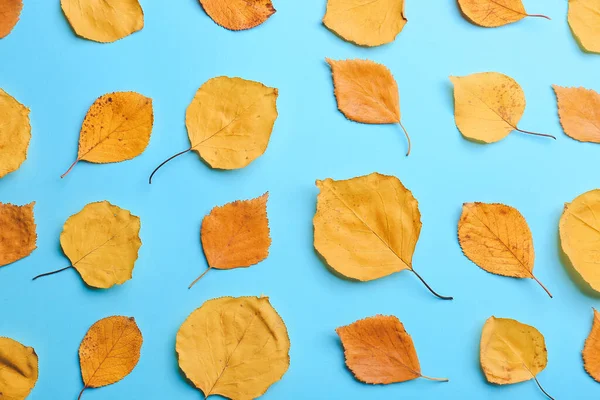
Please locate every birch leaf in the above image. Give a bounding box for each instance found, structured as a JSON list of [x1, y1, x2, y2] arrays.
[[568, 0, 600, 54], [0, 0, 23, 39], [457, 0, 549, 28], [553, 85, 600, 143], [199, 0, 275, 31], [0, 337, 38, 400], [0, 202, 36, 268], [0, 88, 31, 178], [583, 308, 600, 383]]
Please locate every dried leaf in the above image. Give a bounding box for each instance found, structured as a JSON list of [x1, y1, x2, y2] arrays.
[[568, 0, 600, 54], [62, 92, 153, 178], [0, 88, 31, 178], [323, 0, 407, 46], [326, 58, 411, 155], [457, 0, 549, 28], [553, 85, 600, 143], [0, 336, 38, 400], [337, 315, 448, 384], [0, 0, 23, 39], [450, 72, 555, 143], [176, 296, 290, 400], [480, 316, 553, 398], [199, 0, 276, 31], [0, 202, 36, 268], [78, 316, 143, 399], [313, 172, 451, 299], [61, 0, 144, 43], [583, 308, 600, 383], [189, 193, 271, 288], [458, 202, 552, 297]]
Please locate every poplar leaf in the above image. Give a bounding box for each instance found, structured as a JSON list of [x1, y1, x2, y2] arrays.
[[568, 0, 600, 54], [176, 296, 290, 400], [0, 202, 36, 268], [0, 337, 38, 400], [0, 88, 31, 178], [553, 85, 600, 143], [583, 308, 600, 383], [0, 0, 23, 39], [457, 0, 549, 28], [199, 0, 276, 31]]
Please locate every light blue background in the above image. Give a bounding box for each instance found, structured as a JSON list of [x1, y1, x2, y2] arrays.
[[1, 0, 599, 398]]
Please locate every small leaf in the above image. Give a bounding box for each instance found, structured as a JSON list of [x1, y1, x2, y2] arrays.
[[78, 316, 143, 399], [553, 85, 600, 143], [0, 336, 38, 399], [583, 308, 600, 383], [0, 88, 31, 178], [199, 0, 276, 31], [568, 0, 600, 54], [176, 296, 290, 400], [457, 0, 549, 28], [0, 202, 36, 268], [0, 0, 23, 39]]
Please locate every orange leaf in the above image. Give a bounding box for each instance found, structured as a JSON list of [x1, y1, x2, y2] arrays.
[[553, 85, 600, 143], [0, 0, 23, 38], [199, 0, 276, 31], [0, 202, 36, 268], [583, 309, 600, 383]]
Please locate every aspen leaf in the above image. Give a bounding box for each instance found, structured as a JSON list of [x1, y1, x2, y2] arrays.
[[199, 0, 276, 31], [568, 0, 600, 54], [78, 316, 143, 399], [553, 85, 600, 143], [0, 336, 38, 400], [61, 0, 144, 43], [176, 296, 290, 400], [323, 0, 407, 47], [62, 92, 153, 178], [0, 0, 23, 39], [457, 0, 549, 28], [583, 308, 600, 383], [313, 172, 452, 299], [480, 316, 553, 399], [327, 58, 412, 155], [458, 202, 552, 297], [33, 201, 141, 289], [149, 77, 278, 183], [0, 88, 31, 179], [0, 202, 36, 268], [450, 72, 555, 143], [337, 315, 448, 384], [189, 193, 271, 289]]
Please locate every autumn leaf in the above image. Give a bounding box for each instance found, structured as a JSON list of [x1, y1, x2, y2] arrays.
[[189, 193, 271, 289], [78, 316, 143, 400], [176, 296, 290, 399], [61, 0, 144, 43], [0, 0, 23, 39], [583, 308, 600, 383], [33, 201, 141, 289], [0, 337, 38, 399], [480, 317, 553, 399], [457, 0, 549, 28], [337, 315, 448, 384], [149, 77, 278, 183], [0, 88, 31, 178], [327, 58, 412, 155], [553, 85, 600, 143], [0, 202, 36, 268], [458, 202, 552, 297], [323, 0, 407, 47], [199, 0, 276, 31], [62, 92, 153, 178], [568, 0, 600, 54], [313, 172, 452, 299]]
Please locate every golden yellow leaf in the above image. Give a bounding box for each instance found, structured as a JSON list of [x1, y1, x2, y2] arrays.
[[176, 296, 290, 400], [480, 317, 553, 398], [200, 0, 276, 31], [457, 0, 549, 28], [323, 0, 407, 47], [189, 193, 271, 288], [0, 202, 36, 268], [313, 172, 451, 299], [149, 77, 278, 183], [0, 0, 23, 39], [568, 0, 600, 54], [553, 85, 600, 143], [78, 316, 143, 399], [61, 0, 144, 43], [0, 88, 31, 178], [583, 308, 600, 383], [62, 92, 153, 178], [559, 189, 600, 292], [0, 337, 38, 400], [458, 202, 552, 297], [33, 201, 141, 289], [337, 315, 447, 384], [326, 58, 411, 155], [450, 72, 555, 143]]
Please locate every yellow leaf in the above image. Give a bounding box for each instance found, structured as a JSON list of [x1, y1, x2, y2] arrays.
[[62, 92, 153, 178], [326, 58, 411, 155], [0, 88, 30, 178], [78, 316, 143, 399], [61, 0, 144, 43], [457, 0, 549, 28], [176, 296, 290, 400], [337, 315, 448, 384], [0, 0, 23, 39], [199, 0, 276, 31], [0, 337, 38, 400], [480, 317, 553, 398], [0, 202, 36, 268], [323, 0, 407, 46], [568, 0, 600, 54], [553, 85, 600, 143], [313, 172, 451, 299], [458, 202, 552, 297], [559, 189, 600, 292], [583, 308, 600, 383], [450, 72, 555, 143]]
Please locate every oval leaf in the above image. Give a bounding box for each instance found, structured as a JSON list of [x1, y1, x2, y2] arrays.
[[0, 0, 23, 38], [200, 0, 275, 31], [0, 88, 31, 178], [457, 0, 549, 28], [583, 309, 600, 383], [553, 85, 600, 143], [0, 336, 38, 399], [568, 0, 600, 54], [0, 202, 36, 268]]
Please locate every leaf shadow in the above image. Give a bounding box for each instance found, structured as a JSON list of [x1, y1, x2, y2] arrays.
[[556, 229, 600, 299]]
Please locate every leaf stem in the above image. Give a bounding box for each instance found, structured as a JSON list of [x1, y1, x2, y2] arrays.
[[32, 266, 73, 281], [532, 275, 553, 298], [398, 122, 411, 156], [420, 374, 449, 382], [61, 159, 79, 179], [527, 14, 551, 20], [410, 269, 453, 300], [188, 266, 212, 289], [149, 148, 191, 184], [78, 386, 87, 400], [533, 376, 554, 400], [516, 128, 556, 140]]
